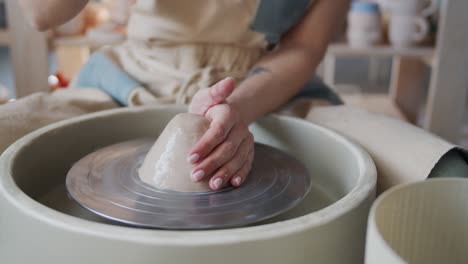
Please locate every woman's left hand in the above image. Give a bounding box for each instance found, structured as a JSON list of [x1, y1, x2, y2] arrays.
[[188, 77, 254, 190]]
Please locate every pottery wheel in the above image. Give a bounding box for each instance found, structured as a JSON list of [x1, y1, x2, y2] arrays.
[[66, 138, 311, 230]]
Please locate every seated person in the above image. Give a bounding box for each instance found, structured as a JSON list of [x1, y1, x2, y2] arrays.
[[5, 0, 467, 192]]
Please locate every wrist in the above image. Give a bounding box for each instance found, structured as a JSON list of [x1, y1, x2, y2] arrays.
[[227, 99, 255, 125]]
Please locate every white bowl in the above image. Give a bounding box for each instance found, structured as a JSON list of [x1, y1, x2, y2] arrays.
[[0, 106, 376, 264]]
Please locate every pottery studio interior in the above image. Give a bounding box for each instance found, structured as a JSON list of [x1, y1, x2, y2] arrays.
[[0, 0, 468, 263]]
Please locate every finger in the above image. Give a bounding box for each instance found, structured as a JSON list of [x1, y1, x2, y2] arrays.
[[189, 106, 236, 162], [207, 135, 254, 190], [188, 77, 235, 115], [190, 125, 250, 182], [230, 150, 254, 187], [208, 77, 236, 106]]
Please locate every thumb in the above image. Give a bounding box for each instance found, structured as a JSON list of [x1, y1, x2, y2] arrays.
[[208, 77, 236, 105], [188, 77, 236, 115]]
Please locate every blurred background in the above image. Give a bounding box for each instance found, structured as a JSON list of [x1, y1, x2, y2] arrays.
[[1, 0, 467, 145]]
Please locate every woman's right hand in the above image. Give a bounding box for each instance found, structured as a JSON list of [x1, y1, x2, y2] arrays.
[[188, 78, 255, 191]]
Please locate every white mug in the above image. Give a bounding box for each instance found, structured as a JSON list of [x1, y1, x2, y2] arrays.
[[389, 14, 429, 47], [379, 0, 439, 17]]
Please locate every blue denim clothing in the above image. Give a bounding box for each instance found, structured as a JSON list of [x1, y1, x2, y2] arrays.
[[295, 76, 343, 105], [74, 52, 140, 106], [250, 0, 311, 45], [76, 52, 343, 106]]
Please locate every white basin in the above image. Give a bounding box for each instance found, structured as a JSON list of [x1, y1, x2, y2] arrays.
[[366, 178, 468, 264], [0, 106, 376, 264]]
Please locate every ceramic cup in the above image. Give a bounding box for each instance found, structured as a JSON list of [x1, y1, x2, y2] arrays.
[[389, 14, 429, 47]]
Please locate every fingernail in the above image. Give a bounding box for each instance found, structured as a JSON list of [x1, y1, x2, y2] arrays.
[[233, 176, 242, 186], [187, 153, 199, 164], [191, 170, 205, 182], [213, 178, 223, 189]]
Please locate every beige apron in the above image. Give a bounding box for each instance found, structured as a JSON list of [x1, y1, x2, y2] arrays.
[[112, 0, 266, 105]]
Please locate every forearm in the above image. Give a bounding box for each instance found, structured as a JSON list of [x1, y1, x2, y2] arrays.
[[227, 0, 349, 124], [18, 0, 88, 31], [228, 46, 322, 124]]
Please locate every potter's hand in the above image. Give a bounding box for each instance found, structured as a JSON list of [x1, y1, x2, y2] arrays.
[[188, 77, 254, 190]]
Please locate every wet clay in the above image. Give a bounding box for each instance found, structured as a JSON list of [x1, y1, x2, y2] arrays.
[[138, 113, 211, 192]]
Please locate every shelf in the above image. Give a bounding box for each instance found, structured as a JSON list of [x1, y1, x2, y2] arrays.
[[0, 29, 10, 45], [328, 43, 435, 58], [53, 38, 435, 59]]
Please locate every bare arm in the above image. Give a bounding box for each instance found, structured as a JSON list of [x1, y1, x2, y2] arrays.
[[17, 0, 88, 31], [187, 1, 350, 190], [227, 0, 350, 123]]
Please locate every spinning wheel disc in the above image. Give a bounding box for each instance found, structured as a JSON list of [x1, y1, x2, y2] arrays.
[[66, 139, 311, 229]]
